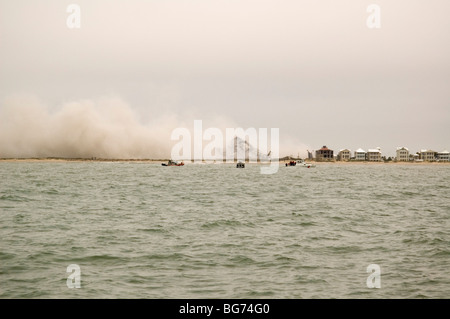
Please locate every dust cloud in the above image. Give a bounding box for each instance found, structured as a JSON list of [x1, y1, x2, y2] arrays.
[[0, 96, 177, 159]]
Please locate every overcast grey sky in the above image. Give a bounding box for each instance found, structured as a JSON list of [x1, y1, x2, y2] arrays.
[[0, 0, 449, 158]]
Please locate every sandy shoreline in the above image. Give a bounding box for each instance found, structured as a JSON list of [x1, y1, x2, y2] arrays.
[[311, 161, 450, 165], [0, 158, 449, 165]]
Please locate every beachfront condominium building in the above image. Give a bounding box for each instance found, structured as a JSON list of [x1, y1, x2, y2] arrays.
[[396, 147, 409, 162], [367, 148, 382, 161], [420, 150, 437, 161], [337, 149, 351, 161], [354, 148, 367, 161], [315, 146, 334, 161], [437, 150, 450, 162]]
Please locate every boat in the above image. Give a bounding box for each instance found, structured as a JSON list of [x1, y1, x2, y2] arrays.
[[285, 160, 297, 166], [236, 161, 245, 168], [162, 160, 184, 166], [296, 159, 316, 168]]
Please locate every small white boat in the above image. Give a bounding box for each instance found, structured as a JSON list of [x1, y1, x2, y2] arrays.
[[296, 159, 316, 168]]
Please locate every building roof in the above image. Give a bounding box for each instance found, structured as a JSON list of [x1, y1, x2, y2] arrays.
[[318, 145, 332, 151], [396, 147, 409, 151], [439, 150, 449, 154], [367, 149, 381, 153], [355, 148, 366, 153], [339, 149, 351, 152]]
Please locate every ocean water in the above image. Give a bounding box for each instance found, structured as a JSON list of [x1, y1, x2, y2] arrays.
[[0, 162, 449, 299]]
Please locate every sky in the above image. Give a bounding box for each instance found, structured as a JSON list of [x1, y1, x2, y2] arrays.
[[0, 0, 449, 158]]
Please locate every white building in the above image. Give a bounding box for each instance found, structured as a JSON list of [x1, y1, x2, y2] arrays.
[[354, 148, 366, 161], [437, 150, 450, 162], [396, 147, 409, 162], [367, 148, 382, 161], [420, 149, 437, 161], [337, 149, 351, 161]]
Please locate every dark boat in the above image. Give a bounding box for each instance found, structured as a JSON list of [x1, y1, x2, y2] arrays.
[[236, 161, 245, 168], [162, 160, 184, 166], [285, 160, 296, 167]]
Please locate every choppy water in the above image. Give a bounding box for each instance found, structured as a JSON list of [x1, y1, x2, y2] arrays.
[[0, 162, 449, 298]]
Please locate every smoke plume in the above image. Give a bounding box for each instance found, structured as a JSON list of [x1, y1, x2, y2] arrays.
[[0, 96, 177, 159]]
